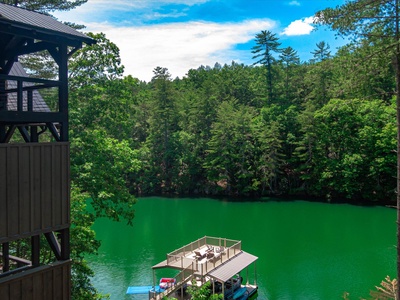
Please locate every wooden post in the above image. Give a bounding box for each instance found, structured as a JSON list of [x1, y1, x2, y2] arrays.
[[58, 43, 69, 142], [27, 90, 33, 111], [31, 235, 40, 267], [2, 242, 10, 272], [17, 80, 22, 111], [0, 79, 6, 142], [30, 126, 38, 142], [60, 228, 70, 260]]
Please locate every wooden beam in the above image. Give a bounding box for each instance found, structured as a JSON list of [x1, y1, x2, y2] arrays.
[[17, 126, 30, 142], [4, 83, 59, 94], [2, 125, 16, 143], [58, 43, 69, 142], [47, 122, 61, 141], [47, 45, 61, 66], [0, 74, 60, 86], [3, 58, 15, 75], [44, 232, 62, 260], [59, 229, 70, 260], [3, 41, 55, 60], [0, 253, 31, 267], [0, 111, 67, 123]]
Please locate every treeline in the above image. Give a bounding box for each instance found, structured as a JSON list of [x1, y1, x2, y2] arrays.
[[67, 32, 397, 205]]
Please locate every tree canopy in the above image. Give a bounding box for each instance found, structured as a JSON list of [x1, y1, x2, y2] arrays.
[[1, 0, 87, 12]]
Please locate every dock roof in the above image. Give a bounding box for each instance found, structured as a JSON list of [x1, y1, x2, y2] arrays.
[[208, 251, 258, 282]]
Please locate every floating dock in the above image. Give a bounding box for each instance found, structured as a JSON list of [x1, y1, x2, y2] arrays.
[[127, 236, 258, 300]]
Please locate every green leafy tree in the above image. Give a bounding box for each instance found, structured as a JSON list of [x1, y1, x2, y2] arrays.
[[301, 98, 396, 201], [69, 32, 124, 90], [68, 33, 139, 224], [70, 186, 109, 299], [70, 129, 139, 224], [186, 280, 223, 300], [252, 30, 281, 103], [315, 1, 400, 295]]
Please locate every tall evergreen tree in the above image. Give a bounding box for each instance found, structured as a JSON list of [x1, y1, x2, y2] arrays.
[[307, 41, 333, 106], [251, 30, 281, 103], [146, 67, 180, 192], [279, 46, 300, 104], [311, 41, 331, 62]]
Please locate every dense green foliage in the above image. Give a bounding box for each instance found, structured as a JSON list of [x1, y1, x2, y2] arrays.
[[68, 31, 396, 203]]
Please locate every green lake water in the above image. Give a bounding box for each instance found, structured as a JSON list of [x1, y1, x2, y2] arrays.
[[87, 197, 397, 300]]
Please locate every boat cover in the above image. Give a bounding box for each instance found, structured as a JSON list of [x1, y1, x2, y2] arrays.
[[208, 251, 258, 282]]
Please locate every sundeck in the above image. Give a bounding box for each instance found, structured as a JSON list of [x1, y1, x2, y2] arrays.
[[147, 236, 258, 300]]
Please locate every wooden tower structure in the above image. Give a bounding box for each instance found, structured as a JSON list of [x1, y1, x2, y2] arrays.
[[0, 3, 94, 299]]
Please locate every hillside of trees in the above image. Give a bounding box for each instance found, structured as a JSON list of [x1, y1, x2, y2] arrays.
[[64, 32, 397, 206]]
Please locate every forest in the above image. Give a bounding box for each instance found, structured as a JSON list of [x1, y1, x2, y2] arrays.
[[4, 0, 400, 298], [63, 32, 397, 205]]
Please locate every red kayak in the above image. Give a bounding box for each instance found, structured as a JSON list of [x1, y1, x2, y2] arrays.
[[159, 278, 176, 289]]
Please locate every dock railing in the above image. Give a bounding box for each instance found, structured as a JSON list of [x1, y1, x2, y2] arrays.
[[163, 236, 244, 277], [149, 262, 196, 300], [166, 236, 241, 266]]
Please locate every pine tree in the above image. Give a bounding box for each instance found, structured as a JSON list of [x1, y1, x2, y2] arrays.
[[251, 30, 281, 103]]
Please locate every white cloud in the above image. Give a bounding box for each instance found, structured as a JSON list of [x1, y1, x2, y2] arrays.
[[83, 19, 275, 81], [288, 1, 301, 6], [73, 0, 209, 12], [281, 16, 314, 36], [53, 0, 209, 24]]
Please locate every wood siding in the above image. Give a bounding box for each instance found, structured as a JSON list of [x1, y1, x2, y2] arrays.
[[0, 260, 71, 300], [0, 143, 70, 243]]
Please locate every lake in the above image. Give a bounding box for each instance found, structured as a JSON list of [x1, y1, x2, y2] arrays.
[[87, 197, 396, 300]]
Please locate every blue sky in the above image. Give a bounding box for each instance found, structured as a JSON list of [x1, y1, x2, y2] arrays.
[[54, 0, 347, 82]]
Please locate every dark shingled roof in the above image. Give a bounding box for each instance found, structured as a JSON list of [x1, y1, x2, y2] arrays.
[[0, 3, 94, 45], [7, 62, 50, 113]]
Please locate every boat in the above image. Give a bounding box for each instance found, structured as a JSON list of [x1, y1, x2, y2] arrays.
[[159, 278, 176, 290], [224, 274, 243, 298], [233, 287, 248, 300]]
